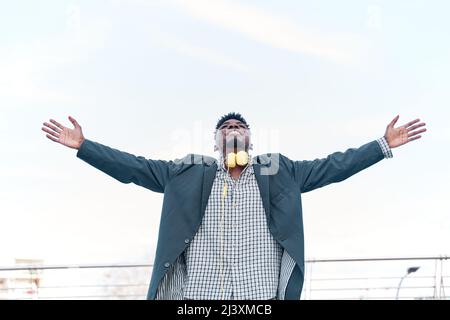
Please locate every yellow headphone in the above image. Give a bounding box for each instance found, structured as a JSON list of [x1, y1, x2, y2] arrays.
[[225, 150, 249, 168]]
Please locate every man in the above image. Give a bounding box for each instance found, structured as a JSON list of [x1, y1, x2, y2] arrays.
[[41, 113, 426, 300]]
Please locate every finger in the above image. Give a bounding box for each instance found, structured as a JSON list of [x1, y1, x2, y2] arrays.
[[404, 118, 420, 128], [407, 123, 426, 132], [43, 122, 62, 134], [46, 134, 60, 143], [407, 135, 421, 143], [50, 119, 64, 130], [389, 115, 400, 128], [68, 116, 80, 128], [42, 127, 60, 138], [407, 128, 426, 138]]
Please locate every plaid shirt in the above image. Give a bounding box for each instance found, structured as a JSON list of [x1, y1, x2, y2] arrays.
[[182, 155, 283, 299], [155, 137, 392, 299]]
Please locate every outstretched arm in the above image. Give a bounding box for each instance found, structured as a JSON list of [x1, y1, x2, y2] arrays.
[[41, 116, 173, 193], [294, 116, 427, 193]]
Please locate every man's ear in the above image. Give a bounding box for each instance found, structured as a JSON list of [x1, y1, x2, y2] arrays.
[[249, 143, 253, 150]]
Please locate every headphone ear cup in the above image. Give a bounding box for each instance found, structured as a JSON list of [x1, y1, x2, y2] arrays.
[[226, 153, 237, 168], [236, 151, 249, 166]]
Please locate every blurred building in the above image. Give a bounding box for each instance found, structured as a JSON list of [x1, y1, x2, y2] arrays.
[[0, 258, 44, 300]]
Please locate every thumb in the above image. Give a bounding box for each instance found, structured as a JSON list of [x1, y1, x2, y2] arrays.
[[68, 115, 80, 129], [389, 115, 399, 128]]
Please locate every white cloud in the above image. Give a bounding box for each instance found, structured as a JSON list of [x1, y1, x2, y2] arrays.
[[174, 0, 368, 64], [0, 5, 111, 106], [149, 30, 249, 72]]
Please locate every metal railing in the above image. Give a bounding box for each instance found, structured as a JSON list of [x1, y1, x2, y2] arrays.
[[302, 256, 448, 300], [0, 256, 448, 300]]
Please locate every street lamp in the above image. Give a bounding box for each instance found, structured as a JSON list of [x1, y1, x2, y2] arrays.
[[396, 266, 420, 300]]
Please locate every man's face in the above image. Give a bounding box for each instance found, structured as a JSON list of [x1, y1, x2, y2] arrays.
[[214, 119, 251, 153]]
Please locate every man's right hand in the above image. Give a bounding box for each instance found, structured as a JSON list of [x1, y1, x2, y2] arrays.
[[42, 116, 85, 149]]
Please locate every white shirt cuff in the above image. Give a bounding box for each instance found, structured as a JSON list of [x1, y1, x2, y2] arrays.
[[376, 137, 393, 159]]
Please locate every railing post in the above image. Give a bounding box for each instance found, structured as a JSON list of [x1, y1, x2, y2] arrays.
[[433, 256, 442, 299]]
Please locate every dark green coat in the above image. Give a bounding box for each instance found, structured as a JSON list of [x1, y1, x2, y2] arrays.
[[76, 139, 385, 299]]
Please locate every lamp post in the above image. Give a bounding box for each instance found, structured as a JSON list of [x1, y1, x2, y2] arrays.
[[396, 266, 420, 300]]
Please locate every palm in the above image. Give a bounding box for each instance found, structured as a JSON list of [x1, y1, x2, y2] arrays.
[[42, 116, 85, 149], [59, 126, 82, 148], [384, 116, 426, 148]]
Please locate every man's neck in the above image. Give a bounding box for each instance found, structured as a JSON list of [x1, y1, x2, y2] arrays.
[[227, 165, 245, 180]]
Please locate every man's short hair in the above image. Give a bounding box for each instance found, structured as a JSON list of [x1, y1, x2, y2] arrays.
[[215, 112, 250, 130]]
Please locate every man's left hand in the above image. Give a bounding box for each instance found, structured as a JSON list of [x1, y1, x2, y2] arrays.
[[384, 115, 427, 148]]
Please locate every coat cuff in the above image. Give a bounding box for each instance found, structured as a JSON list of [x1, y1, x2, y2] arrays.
[[376, 137, 393, 159]]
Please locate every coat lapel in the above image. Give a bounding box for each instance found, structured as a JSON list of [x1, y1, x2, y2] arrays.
[[200, 162, 217, 217], [253, 155, 271, 220]]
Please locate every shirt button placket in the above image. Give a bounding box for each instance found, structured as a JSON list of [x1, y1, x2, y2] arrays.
[[230, 181, 237, 287]]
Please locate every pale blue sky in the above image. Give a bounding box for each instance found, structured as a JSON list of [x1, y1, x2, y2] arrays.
[[1, 0, 449, 272]]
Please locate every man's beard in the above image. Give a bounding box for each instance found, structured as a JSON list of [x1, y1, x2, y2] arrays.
[[224, 135, 246, 153]]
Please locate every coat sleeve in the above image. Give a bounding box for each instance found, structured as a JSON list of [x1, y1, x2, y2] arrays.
[[292, 140, 385, 193], [76, 139, 176, 193]]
